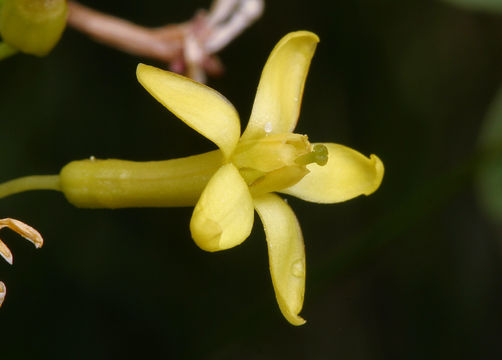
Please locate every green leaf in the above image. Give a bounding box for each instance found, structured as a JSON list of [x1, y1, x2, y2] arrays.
[[444, 0, 502, 13], [476, 87, 502, 222]]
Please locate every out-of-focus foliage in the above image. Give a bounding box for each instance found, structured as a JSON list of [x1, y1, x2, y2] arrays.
[[447, 0, 502, 223], [0, 41, 16, 60], [477, 88, 502, 222], [444, 0, 502, 13]]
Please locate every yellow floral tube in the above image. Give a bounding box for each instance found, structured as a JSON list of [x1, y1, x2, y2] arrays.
[[59, 151, 223, 208]]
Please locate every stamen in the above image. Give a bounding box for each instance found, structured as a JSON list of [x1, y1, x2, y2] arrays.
[[295, 144, 328, 166], [0, 219, 43, 310], [0, 218, 44, 249], [0, 240, 13, 265], [0, 281, 5, 307], [0, 218, 44, 265]]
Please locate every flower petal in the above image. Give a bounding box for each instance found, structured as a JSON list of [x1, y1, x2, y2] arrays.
[[254, 193, 306, 326], [190, 163, 254, 252], [281, 143, 384, 203], [241, 31, 319, 141], [137, 64, 241, 159]]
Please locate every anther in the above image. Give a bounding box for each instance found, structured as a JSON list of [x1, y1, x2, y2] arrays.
[[0, 281, 5, 307], [0, 218, 44, 265], [295, 144, 328, 166]]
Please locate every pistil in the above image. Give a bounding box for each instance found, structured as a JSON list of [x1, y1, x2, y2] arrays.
[[295, 144, 328, 166]]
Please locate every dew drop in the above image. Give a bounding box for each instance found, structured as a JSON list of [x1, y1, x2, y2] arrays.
[[291, 259, 305, 278], [264, 121, 273, 134]]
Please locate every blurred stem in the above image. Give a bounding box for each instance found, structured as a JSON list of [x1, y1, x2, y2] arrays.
[[66, 1, 185, 63], [0, 175, 60, 199], [0, 42, 18, 60], [66, 0, 263, 81]]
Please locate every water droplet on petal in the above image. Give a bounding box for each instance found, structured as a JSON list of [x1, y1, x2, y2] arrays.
[[264, 121, 273, 134], [291, 259, 305, 278]]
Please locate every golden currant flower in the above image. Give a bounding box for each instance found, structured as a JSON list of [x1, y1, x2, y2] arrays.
[[132, 31, 384, 324], [0, 218, 43, 307], [0, 31, 383, 324]]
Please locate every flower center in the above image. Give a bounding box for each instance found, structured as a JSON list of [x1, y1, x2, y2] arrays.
[[231, 133, 328, 196]]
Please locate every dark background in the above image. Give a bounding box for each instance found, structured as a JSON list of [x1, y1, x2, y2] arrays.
[[1, 0, 501, 358]]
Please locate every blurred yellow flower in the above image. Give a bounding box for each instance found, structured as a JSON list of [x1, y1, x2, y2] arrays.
[[0, 0, 67, 57]]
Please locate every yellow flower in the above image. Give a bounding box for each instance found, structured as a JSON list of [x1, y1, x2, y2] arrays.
[[135, 31, 384, 325], [0, 31, 383, 325]]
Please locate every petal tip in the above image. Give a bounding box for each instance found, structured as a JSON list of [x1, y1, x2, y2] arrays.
[[136, 63, 159, 95], [190, 212, 223, 252], [278, 298, 306, 326], [136, 63, 150, 81], [287, 313, 307, 326], [294, 318, 307, 326], [364, 154, 384, 196], [190, 164, 254, 252], [286, 30, 320, 44]]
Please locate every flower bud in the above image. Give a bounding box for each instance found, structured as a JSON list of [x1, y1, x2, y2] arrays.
[[0, 0, 67, 56]]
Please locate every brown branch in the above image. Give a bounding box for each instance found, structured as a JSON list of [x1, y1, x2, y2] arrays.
[[66, 1, 264, 81], [67, 1, 185, 63]]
